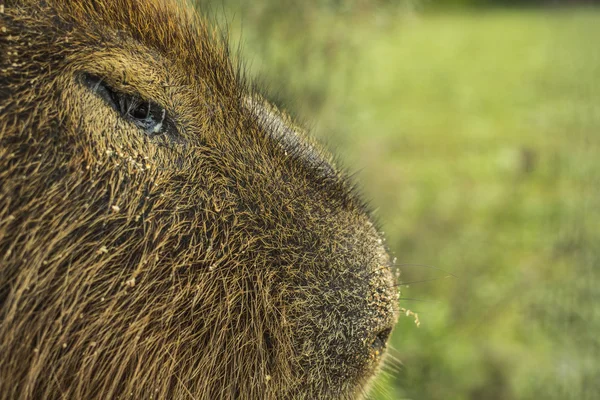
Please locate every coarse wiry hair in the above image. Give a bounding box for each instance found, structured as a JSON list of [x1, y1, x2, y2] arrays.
[[0, 0, 399, 399]]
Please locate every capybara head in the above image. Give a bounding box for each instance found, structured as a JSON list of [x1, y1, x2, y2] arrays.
[[0, 0, 398, 398]]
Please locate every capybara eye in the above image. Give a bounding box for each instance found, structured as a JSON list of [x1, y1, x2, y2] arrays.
[[81, 73, 174, 138], [123, 98, 167, 136]]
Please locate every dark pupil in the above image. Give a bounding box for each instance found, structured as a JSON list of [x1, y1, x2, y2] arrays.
[[117, 96, 165, 135], [131, 102, 149, 120]]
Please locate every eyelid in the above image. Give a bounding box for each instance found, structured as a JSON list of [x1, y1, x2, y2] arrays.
[[85, 74, 119, 110]]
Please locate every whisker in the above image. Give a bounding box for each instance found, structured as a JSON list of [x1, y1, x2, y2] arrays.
[[395, 263, 458, 278], [381, 360, 403, 375], [399, 276, 456, 286], [398, 297, 436, 303]]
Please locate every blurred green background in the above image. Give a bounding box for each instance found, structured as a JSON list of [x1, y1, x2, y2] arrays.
[[197, 1, 599, 398]]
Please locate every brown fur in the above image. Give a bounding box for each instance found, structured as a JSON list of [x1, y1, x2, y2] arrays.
[[0, 0, 398, 398]]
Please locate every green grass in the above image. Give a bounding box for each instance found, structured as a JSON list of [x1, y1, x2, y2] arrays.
[[219, 6, 600, 399]]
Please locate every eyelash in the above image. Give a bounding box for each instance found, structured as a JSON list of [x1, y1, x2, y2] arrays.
[[82, 73, 177, 139]]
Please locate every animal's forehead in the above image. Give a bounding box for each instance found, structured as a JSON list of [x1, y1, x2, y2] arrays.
[[32, 0, 235, 90]]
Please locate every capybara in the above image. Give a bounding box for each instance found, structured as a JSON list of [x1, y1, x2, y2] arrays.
[[0, 0, 398, 398]]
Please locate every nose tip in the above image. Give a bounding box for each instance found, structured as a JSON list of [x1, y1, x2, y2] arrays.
[[371, 327, 393, 353]]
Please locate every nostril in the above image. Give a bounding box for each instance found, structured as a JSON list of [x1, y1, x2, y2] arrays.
[[371, 327, 393, 351]]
